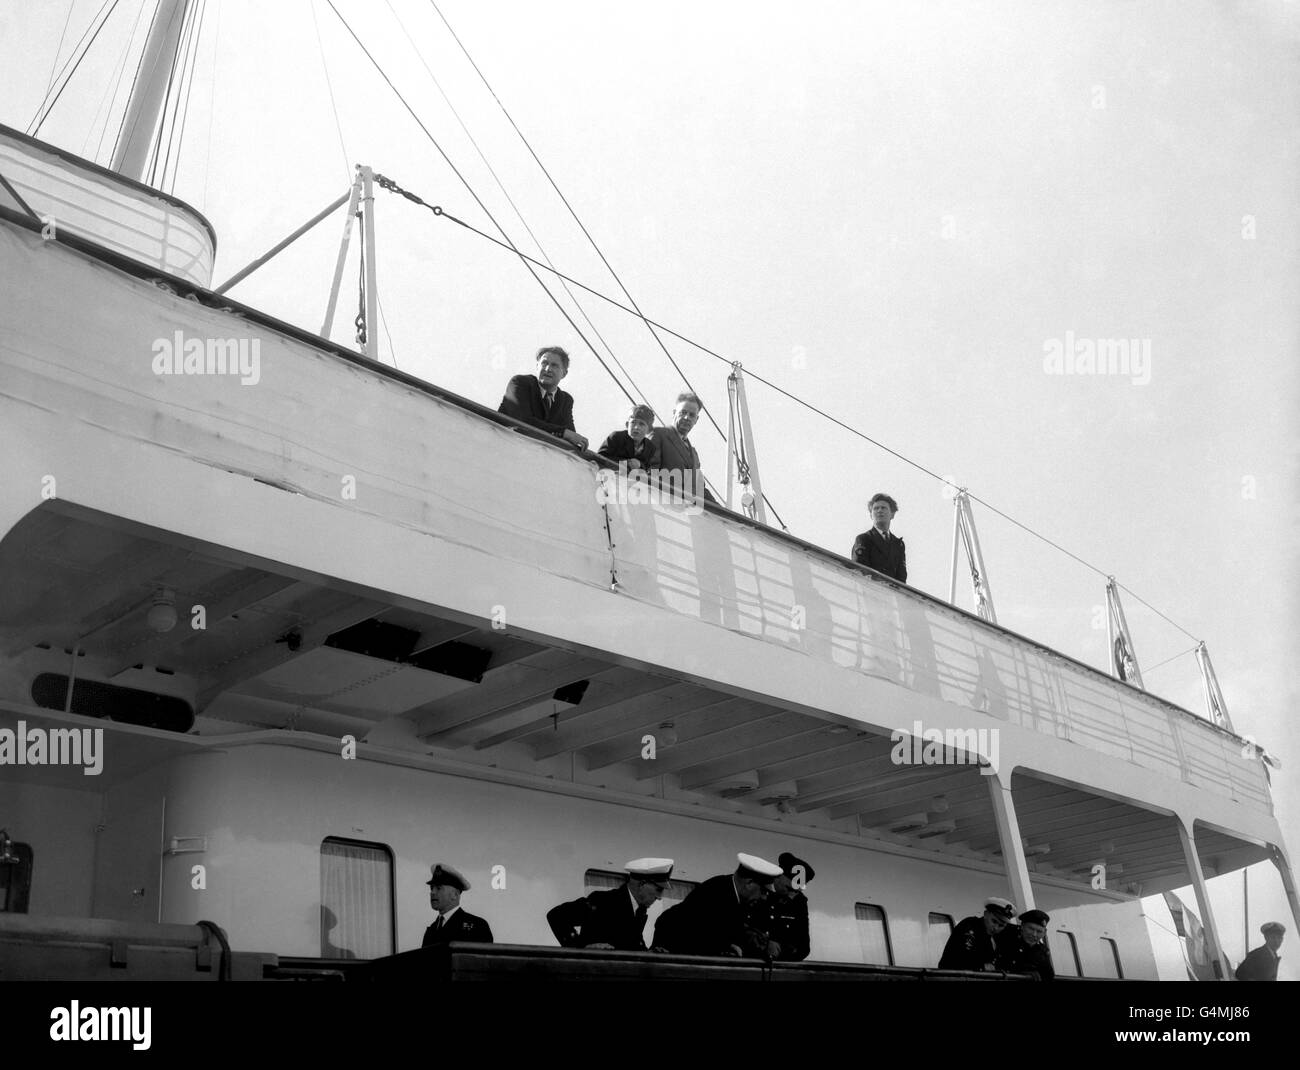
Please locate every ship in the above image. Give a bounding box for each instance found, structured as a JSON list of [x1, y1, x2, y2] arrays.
[[1, 0, 1295, 986]]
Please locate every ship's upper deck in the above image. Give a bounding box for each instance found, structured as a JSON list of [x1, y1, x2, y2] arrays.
[[0, 143, 1283, 905]]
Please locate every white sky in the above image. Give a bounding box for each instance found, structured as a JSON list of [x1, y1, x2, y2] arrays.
[[2, 0, 1297, 978]]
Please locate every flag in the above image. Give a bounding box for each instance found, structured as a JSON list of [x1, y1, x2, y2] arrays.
[[1163, 891, 1215, 981]]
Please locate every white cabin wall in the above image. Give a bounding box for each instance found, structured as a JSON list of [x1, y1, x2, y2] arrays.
[[0, 779, 99, 917], [150, 742, 1155, 975]]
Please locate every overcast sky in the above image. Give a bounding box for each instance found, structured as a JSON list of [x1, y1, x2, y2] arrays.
[[2, 0, 1297, 977]]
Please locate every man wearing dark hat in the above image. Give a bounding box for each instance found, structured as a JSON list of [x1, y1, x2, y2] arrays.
[[1235, 921, 1285, 981], [421, 863, 493, 947], [748, 852, 815, 961], [938, 897, 1016, 972], [653, 853, 782, 957], [546, 858, 674, 952], [996, 908, 1055, 980]]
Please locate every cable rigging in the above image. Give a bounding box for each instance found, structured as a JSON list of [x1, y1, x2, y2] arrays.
[[427, 0, 786, 528], [323, 0, 636, 408], [28, 0, 123, 136], [385, 0, 649, 409]]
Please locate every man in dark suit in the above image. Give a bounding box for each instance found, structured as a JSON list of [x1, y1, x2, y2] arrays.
[[996, 908, 1055, 980], [938, 897, 1015, 971], [747, 851, 814, 961], [421, 862, 493, 947], [650, 392, 716, 504], [653, 853, 781, 957], [1236, 921, 1285, 980], [851, 492, 907, 582], [497, 346, 589, 450], [546, 857, 674, 951]]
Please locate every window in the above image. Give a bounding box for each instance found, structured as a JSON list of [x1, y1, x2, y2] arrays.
[[584, 869, 697, 946], [855, 903, 893, 965], [320, 837, 395, 960], [1100, 936, 1123, 978], [1050, 928, 1082, 977], [926, 912, 955, 965]]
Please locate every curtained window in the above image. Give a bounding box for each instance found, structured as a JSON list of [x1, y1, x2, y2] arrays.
[[320, 837, 395, 960], [926, 912, 954, 965], [855, 903, 894, 965]]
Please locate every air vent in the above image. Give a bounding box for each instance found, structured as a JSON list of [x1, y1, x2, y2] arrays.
[[406, 640, 492, 683], [31, 673, 194, 733], [325, 620, 420, 662]]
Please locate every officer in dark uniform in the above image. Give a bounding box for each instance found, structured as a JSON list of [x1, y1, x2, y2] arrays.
[[938, 896, 1015, 971], [421, 863, 494, 947], [654, 853, 782, 957], [546, 858, 674, 951], [1236, 921, 1285, 981], [996, 908, 1054, 980], [748, 851, 814, 961]]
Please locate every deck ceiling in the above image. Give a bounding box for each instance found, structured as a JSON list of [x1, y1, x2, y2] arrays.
[[2, 503, 1266, 894]]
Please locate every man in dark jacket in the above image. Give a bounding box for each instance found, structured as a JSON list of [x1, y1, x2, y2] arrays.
[[421, 863, 493, 947], [938, 897, 1015, 971], [546, 858, 674, 951], [996, 908, 1055, 980], [748, 851, 814, 961], [497, 346, 588, 450], [654, 853, 781, 957], [851, 492, 907, 582], [650, 392, 716, 504], [1236, 921, 1285, 980]]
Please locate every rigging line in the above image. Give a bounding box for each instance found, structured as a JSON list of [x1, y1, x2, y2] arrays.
[[96, 0, 150, 164], [434, 209, 1204, 626], [323, 0, 636, 407], [1142, 645, 1201, 676], [27, 0, 114, 133], [84, 3, 139, 160], [153, 0, 199, 189], [165, 0, 207, 193], [427, 1, 704, 420], [30, 0, 123, 137], [200, 0, 220, 212], [385, 0, 648, 407], [146, 0, 190, 186], [1114, 584, 1199, 643], [377, 293, 398, 369], [44, 0, 77, 99], [309, 0, 352, 184]]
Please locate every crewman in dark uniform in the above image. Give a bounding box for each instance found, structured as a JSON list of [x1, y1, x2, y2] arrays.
[[938, 896, 1015, 972], [748, 851, 815, 961], [421, 862, 494, 947], [1236, 921, 1285, 981], [546, 858, 674, 951], [996, 908, 1055, 980], [654, 853, 782, 957]]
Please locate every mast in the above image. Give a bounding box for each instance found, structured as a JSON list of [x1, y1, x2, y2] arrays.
[[109, 0, 193, 181]]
